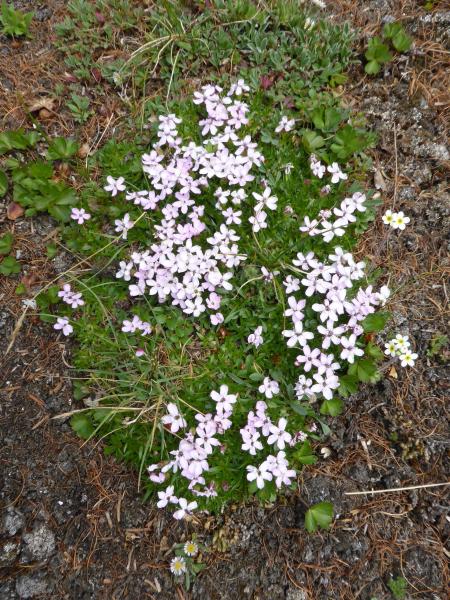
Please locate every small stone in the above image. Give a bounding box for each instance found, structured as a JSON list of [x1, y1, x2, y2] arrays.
[[16, 574, 50, 598], [38, 108, 52, 120], [3, 507, 25, 536], [22, 524, 55, 562], [0, 540, 20, 567]]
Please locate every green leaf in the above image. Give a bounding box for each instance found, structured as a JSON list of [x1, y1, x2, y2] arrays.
[[249, 372, 264, 382], [331, 125, 370, 160], [0, 1, 33, 37], [0, 129, 38, 154], [0, 255, 20, 275], [365, 37, 393, 64], [49, 203, 73, 222], [305, 501, 333, 533], [70, 413, 95, 439], [0, 232, 13, 255], [46, 137, 79, 160], [392, 31, 412, 53], [27, 161, 53, 179], [301, 129, 325, 152], [349, 359, 380, 383], [320, 398, 344, 416], [290, 402, 314, 417], [338, 374, 359, 397], [362, 312, 390, 332], [311, 107, 343, 133], [293, 440, 317, 465], [387, 576, 408, 599], [15, 282, 27, 295], [365, 342, 384, 361], [191, 563, 205, 574], [46, 243, 58, 259], [383, 22, 412, 51], [382, 22, 403, 40], [0, 170, 8, 197], [365, 60, 381, 75]]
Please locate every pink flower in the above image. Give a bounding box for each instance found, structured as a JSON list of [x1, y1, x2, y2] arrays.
[[210, 385, 237, 413], [246, 465, 273, 489], [157, 485, 178, 508], [258, 377, 280, 399], [248, 326, 263, 348], [340, 334, 364, 364], [267, 418, 292, 450], [71, 207, 91, 224], [173, 497, 197, 520], [210, 312, 224, 326], [104, 175, 126, 196], [114, 213, 134, 239], [54, 316, 73, 336], [252, 187, 278, 211], [327, 163, 348, 184], [161, 403, 187, 433], [275, 115, 295, 133]]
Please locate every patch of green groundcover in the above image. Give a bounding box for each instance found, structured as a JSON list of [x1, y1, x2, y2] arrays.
[[7, 1, 385, 514]]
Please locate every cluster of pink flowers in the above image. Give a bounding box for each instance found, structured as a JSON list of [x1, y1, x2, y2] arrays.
[[58, 283, 84, 309], [109, 83, 275, 328], [121, 315, 152, 335], [52, 81, 398, 516], [104, 82, 394, 512], [148, 384, 238, 516], [281, 247, 389, 402], [299, 190, 366, 242], [53, 283, 85, 336]]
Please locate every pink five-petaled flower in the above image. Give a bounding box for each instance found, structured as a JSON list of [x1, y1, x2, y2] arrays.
[[249, 210, 267, 233], [173, 497, 198, 520], [161, 403, 187, 433], [340, 334, 364, 364], [252, 187, 278, 212], [267, 417, 292, 450], [246, 465, 273, 489], [282, 322, 314, 348], [275, 115, 295, 133], [58, 284, 84, 309], [114, 213, 134, 239], [104, 175, 126, 196], [196, 421, 220, 454], [327, 162, 348, 184], [284, 296, 306, 323], [248, 326, 263, 348], [147, 463, 165, 484], [210, 312, 224, 326], [258, 377, 280, 399], [54, 316, 73, 336], [210, 385, 237, 413], [156, 485, 178, 508], [310, 154, 326, 179], [70, 207, 91, 224], [295, 345, 321, 372]]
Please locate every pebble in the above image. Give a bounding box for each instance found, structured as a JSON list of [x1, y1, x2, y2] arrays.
[[22, 524, 55, 562]]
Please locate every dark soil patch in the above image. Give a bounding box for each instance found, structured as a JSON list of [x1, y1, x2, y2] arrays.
[[1, 1, 449, 599]]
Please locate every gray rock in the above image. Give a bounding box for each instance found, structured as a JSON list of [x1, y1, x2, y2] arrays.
[[286, 589, 307, 600], [22, 523, 55, 562], [0, 541, 20, 567], [3, 508, 25, 536], [15, 574, 50, 599], [0, 580, 18, 600]]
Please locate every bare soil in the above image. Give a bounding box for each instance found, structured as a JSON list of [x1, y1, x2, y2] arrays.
[[1, 1, 449, 599]]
